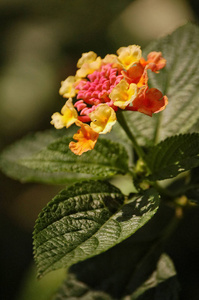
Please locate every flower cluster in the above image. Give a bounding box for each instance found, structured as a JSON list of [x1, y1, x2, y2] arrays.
[[51, 45, 168, 155]]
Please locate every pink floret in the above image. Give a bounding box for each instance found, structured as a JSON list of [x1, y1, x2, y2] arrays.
[[75, 64, 123, 115]]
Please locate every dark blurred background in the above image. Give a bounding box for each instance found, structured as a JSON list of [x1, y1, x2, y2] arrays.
[[0, 0, 199, 299]]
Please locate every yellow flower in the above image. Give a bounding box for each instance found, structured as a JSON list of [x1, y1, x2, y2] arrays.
[[117, 45, 142, 70], [69, 121, 99, 155], [103, 54, 118, 64], [89, 104, 117, 134], [77, 51, 97, 68], [50, 98, 78, 129], [109, 79, 137, 109], [76, 51, 102, 78], [59, 76, 77, 98]]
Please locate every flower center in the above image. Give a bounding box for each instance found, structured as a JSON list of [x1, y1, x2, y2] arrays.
[[75, 64, 123, 115]]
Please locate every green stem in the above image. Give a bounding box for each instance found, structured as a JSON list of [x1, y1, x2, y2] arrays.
[[161, 212, 182, 242], [117, 110, 145, 161]]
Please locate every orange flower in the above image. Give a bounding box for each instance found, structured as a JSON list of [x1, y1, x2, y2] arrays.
[[132, 87, 168, 117], [140, 51, 166, 72], [122, 63, 148, 88], [69, 122, 99, 155]]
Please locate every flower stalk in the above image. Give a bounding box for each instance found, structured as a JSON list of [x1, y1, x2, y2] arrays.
[[116, 110, 145, 161]]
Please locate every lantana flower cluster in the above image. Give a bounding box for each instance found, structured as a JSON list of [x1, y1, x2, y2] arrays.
[[51, 45, 168, 155]]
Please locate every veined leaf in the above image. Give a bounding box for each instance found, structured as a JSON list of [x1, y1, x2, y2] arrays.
[[121, 23, 199, 146], [0, 129, 129, 184], [145, 133, 199, 181], [33, 180, 159, 278], [66, 201, 178, 299]]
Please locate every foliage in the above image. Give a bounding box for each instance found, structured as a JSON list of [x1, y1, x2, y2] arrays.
[[1, 23, 199, 299]]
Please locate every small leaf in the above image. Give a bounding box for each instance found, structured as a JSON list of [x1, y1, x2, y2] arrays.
[[0, 129, 129, 184], [165, 169, 199, 203], [145, 133, 199, 181], [33, 180, 159, 278], [53, 274, 112, 300], [120, 23, 199, 146], [129, 254, 179, 300], [180, 167, 199, 204]]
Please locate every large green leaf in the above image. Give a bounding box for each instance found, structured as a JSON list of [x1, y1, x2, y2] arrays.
[[0, 129, 129, 184], [120, 23, 199, 146], [33, 180, 159, 278], [145, 133, 199, 181], [53, 205, 177, 299]]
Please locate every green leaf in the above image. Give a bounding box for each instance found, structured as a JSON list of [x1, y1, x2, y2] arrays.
[[145, 133, 199, 181], [54, 255, 179, 300], [0, 129, 129, 184], [175, 167, 199, 204], [60, 202, 175, 299], [129, 254, 179, 300], [53, 274, 112, 300], [121, 23, 199, 146], [54, 203, 175, 299], [164, 168, 199, 203], [33, 180, 159, 278]]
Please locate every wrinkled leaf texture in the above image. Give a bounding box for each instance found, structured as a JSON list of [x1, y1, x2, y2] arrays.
[[145, 133, 199, 180], [0, 128, 129, 184], [121, 23, 199, 146], [33, 180, 159, 277]]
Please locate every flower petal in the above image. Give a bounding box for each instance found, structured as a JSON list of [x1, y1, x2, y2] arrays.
[[51, 98, 78, 129], [109, 79, 137, 109], [69, 122, 99, 155], [117, 45, 142, 70], [140, 51, 166, 73], [122, 62, 148, 88], [76, 55, 102, 78], [77, 51, 97, 68], [102, 54, 122, 70], [89, 104, 116, 134], [132, 87, 168, 117], [50, 112, 65, 129], [59, 76, 77, 98], [122, 63, 144, 84]]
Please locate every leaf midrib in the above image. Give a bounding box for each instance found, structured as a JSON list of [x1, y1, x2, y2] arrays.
[[34, 191, 123, 235], [36, 195, 157, 276], [19, 157, 128, 173]]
